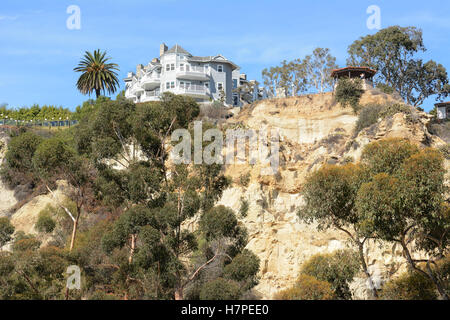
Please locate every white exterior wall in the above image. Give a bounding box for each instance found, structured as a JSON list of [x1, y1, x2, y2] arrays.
[[124, 45, 261, 106], [437, 107, 447, 120]]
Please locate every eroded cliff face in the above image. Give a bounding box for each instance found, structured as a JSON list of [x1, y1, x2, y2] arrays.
[[0, 133, 17, 218], [219, 90, 447, 299]]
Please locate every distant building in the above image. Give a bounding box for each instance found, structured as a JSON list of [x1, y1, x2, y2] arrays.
[[435, 102, 450, 120], [124, 43, 262, 106], [331, 66, 377, 91]]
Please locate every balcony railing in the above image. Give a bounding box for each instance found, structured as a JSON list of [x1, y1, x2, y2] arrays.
[[182, 66, 206, 73], [179, 84, 209, 95], [145, 90, 160, 97]]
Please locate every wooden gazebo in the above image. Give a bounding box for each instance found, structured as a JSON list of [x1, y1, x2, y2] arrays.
[[331, 66, 377, 90]]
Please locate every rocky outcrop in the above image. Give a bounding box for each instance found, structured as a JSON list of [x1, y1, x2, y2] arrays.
[[0, 132, 17, 217], [219, 90, 447, 299]]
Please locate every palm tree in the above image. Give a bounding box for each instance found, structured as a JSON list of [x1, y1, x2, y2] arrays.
[[74, 49, 120, 98]]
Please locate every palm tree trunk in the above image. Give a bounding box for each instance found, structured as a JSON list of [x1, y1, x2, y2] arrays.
[[95, 88, 101, 99]]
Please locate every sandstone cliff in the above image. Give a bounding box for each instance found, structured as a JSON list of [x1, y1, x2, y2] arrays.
[[218, 90, 447, 299]]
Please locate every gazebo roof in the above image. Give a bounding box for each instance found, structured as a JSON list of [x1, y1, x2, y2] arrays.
[[435, 102, 450, 108], [331, 66, 377, 78]]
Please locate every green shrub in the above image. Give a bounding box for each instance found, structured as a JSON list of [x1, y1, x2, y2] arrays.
[[355, 104, 383, 134], [376, 83, 394, 94], [239, 172, 251, 187], [36, 210, 56, 234], [13, 237, 41, 252], [380, 271, 437, 300], [438, 144, 450, 160], [335, 78, 364, 114], [378, 103, 412, 119], [224, 249, 260, 287], [275, 274, 335, 300], [199, 278, 241, 300], [199, 205, 238, 240], [0, 217, 15, 247], [239, 198, 249, 218], [300, 250, 360, 299]]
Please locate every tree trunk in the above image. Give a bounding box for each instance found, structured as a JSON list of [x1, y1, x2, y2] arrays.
[[69, 211, 81, 252], [358, 242, 378, 299], [95, 88, 101, 99], [129, 234, 136, 264], [400, 240, 449, 300], [174, 287, 183, 300]]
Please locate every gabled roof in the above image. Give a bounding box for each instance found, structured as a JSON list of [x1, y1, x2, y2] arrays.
[[165, 44, 192, 56], [188, 54, 239, 70]]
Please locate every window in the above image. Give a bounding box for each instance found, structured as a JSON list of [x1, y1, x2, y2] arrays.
[[217, 82, 223, 91], [171, 81, 175, 89], [166, 82, 170, 89], [186, 64, 190, 72], [233, 79, 238, 89], [166, 64, 170, 72], [180, 81, 185, 89], [204, 82, 209, 88], [217, 65, 223, 72], [180, 64, 184, 71], [171, 63, 175, 71]]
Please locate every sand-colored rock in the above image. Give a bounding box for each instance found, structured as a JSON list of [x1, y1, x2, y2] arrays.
[[10, 180, 70, 236], [0, 133, 17, 217], [218, 90, 447, 299]]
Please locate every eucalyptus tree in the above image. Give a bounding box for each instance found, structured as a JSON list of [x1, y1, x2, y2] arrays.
[[347, 26, 450, 106]]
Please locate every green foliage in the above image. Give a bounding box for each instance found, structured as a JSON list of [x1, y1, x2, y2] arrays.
[[199, 278, 241, 300], [355, 103, 413, 135], [438, 144, 450, 160], [355, 104, 383, 134], [380, 271, 437, 300], [360, 138, 418, 176], [223, 249, 260, 288], [378, 103, 412, 119], [299, 138, 449, 299], [13, 237, 41, 252], [32, 137, 76, 179], [74, 49, 120, 98], [262, 47, 337, 96], [376, 83, 394, 94], [199, 205, 239, 241], [299, 163, 364, 230], [275, 274, 335, 300], [0, 104, 73, 121], [1, 131, 42, 186], [36, 210, 56, 234], [239, 172, 251, 187], [239, 197, 249, 218], [300, 250, 360, 300], [0, 218, 15, 247], [347, 26, 450, 106], [335, 78, 364, 113]]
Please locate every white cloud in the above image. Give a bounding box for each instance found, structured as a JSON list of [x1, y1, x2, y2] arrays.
[[0, 15, 19, 21]]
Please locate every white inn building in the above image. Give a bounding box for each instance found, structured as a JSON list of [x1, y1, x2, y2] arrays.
[[124, 43, 263, 106]]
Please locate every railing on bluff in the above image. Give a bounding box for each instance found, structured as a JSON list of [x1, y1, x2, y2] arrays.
[[0, 119, 79, 127]]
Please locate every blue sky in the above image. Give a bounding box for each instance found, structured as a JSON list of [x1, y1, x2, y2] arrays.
[[0, 0, 449, 112]]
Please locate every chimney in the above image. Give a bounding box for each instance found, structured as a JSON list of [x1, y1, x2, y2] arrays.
[[136, 64, 144, 77], [160, 43, 168, 57], [151, 58, 160, 64]]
